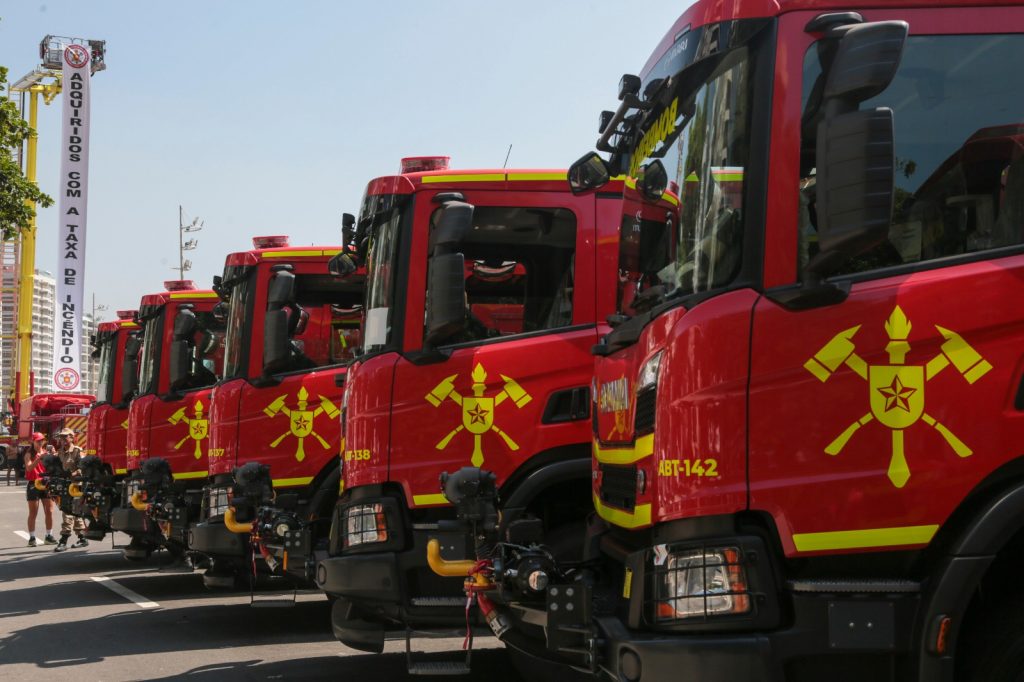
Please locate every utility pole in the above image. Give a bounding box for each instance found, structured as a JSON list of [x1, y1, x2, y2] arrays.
[[175, 205, 202, 280]]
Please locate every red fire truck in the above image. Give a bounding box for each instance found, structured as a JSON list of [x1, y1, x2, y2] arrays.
[[86, 310, 139, 476], [423, 2, 1024, 681], [110, 280, 225, 560], [78, 309, 140, 538], [14, 393, 92, 451], [312, 157, 622, 663], [187, 236, 363, 588]]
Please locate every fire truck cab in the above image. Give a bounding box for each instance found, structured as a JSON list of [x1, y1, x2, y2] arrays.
[[188, 236, 363, 588], [314, 157, 622, 660], [80, 309, 140, 539], [463, 2, 1024, 681], [111, 280, 224, 560]]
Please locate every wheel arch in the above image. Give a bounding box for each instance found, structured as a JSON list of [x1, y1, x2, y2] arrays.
[[916, 455, 1024, 681]]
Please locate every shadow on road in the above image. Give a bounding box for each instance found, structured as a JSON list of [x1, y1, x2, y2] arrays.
[[0, 600, 337, 669], [143, 651, 523, 681]]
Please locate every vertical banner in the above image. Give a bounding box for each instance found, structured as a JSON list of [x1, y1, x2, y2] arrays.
[[52, 43, 91, 392]]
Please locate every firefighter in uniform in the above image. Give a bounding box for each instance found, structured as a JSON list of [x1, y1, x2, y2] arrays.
[[54, 427, 88, 552]]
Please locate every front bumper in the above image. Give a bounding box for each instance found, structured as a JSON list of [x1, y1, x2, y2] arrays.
[[188, 519, 248, 558], [587, 617, 775, 682], [317, 550, 401, 602], [110, 505, 149, 534], [316, 493, 472, 648]]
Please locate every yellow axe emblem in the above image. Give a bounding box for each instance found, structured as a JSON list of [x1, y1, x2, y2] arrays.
[[168, 399, 209, 459], [804, 306, 992, 488], [426, 363, 531, 467], [264, 386, 340, 462]]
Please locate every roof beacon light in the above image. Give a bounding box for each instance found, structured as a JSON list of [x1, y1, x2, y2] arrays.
[[252, 235, 290, 249], [164, 280, 197, 292], [400, 156, 450, 174], [116, 310, 137, 320]]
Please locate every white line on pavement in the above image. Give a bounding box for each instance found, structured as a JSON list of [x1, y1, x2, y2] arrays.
[[91, 576, 160, 609], [13, 530, 30, 540]]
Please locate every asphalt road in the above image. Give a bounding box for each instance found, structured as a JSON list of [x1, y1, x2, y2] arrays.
[[0, 478, 519, 681]]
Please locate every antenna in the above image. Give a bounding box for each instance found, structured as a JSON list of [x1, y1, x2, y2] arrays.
[[502, 144, 512, 169]]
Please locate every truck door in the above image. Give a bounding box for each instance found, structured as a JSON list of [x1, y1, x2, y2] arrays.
[[390, 189, 599, 507], [749, 8, 1024, 558]]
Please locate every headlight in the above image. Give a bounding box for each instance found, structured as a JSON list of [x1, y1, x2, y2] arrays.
[[205, 486, 231, 519], [654, 546, 750, 621], [343, 503, 388, 548], [637, 351, 663, 393]]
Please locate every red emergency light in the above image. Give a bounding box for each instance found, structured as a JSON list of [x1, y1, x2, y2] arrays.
[[116, 310, 137, 320], [400, 156, 450, 174], [252, 235, 290, 249], [164, 280, 197, 292]]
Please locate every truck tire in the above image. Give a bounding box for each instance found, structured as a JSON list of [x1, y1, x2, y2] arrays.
[[959, 591, 1024, 680]]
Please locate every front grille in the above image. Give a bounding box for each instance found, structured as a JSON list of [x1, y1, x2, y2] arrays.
[[599, 463, 637, 511], [635, 387, 656, 433]]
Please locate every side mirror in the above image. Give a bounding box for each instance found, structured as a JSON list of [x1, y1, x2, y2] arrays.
[[121, 336, 141, 402], [568, 152, 611, 195], [212, 275, 223, 297], [267, 268, 295, 309], [424, 201, 473, 345], [168, 340, 190, 391], [636, 160, 668, 201], [810, 20, 908, 277], [342, 212, 356, 247], [262, 308, 291, 374], [429, 201, 473, 256], [424, 252, 466, 346]]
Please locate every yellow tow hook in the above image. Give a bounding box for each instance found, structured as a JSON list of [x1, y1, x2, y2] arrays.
[[130, 491, 149, 511], [69, 482, 83, 498], [426, 538, 478, 577], [223, 507, 253, 534]]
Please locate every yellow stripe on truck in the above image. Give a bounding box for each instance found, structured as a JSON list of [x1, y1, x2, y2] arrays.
[[792, 524, 939, 552]]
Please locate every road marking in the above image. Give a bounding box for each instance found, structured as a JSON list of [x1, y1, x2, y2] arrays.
[[13, 530, 30, 540], [91, 576, 160, 609]]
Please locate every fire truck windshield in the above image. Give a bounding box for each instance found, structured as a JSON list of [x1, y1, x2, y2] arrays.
[[137, 309, 164, 396], [361, 195, 407, 352], [620, 19, 766, 313], [94, 332, 118, 404], [223, 272, 254, 379]]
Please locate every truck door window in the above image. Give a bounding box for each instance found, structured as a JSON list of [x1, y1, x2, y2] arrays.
[[427, 206, 577, 345], [800, 34, 1024, 275], [287, 274, 364, 370], [187, 310, 226, 388]]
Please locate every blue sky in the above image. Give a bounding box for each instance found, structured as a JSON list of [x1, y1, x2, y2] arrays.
[[1, 1, 686, 315]]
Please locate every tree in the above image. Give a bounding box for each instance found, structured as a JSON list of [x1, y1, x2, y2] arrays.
[[0, 65, 53, 241]]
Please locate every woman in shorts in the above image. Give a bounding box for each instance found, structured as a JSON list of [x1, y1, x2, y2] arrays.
[[24, 432, 56, 547]]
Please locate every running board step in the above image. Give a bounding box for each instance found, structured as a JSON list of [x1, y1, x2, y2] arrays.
[[406, 627, 471, 675], [407, 661, 472, 676], [409, 596, 466, 607], [788, 579, 920, 594]]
